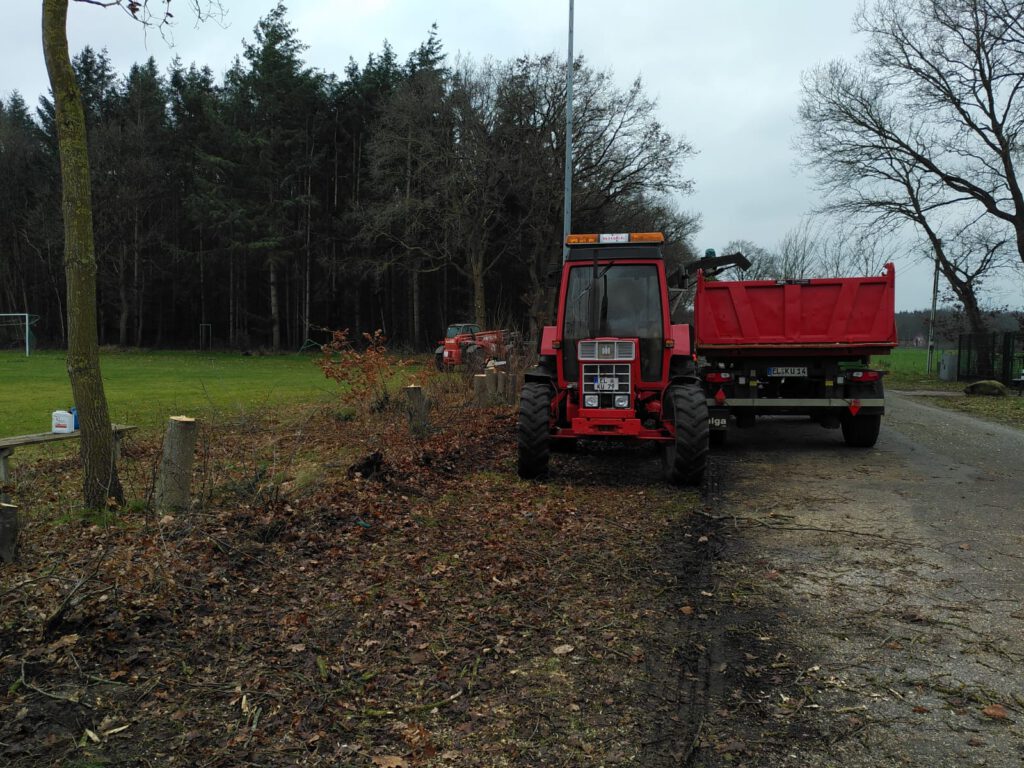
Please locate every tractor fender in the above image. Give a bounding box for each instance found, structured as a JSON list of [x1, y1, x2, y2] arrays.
[[524, 356, 556, 386], [668, 355, 700, 386]]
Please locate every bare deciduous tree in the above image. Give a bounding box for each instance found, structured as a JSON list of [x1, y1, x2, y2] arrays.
[[42, 0, 217, 508], [798, 0, 1024, 332]]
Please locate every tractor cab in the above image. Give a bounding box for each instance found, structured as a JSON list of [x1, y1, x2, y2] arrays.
[[517, 232, 709, 485], [560, 234, 668, 384]]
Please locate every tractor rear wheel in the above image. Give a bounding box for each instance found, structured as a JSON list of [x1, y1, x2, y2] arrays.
[[517, 382, 553, 479], [841, 413, 880, 447], [662, 384, 709, 485]]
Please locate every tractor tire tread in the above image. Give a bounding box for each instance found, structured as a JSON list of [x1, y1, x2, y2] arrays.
[[517, 382, 552, 479], [665, 384, 709, 485]]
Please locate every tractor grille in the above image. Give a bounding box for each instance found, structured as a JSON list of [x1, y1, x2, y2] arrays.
[[578, 340, 636, 361], [581, 363, 631, 408]]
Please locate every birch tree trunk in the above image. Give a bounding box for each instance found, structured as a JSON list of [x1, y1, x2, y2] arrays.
[[42, 0, 123, 508]]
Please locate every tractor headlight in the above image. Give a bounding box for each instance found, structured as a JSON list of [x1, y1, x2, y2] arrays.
[[584, 394, 599, 408], [614, 394, 630, 409]]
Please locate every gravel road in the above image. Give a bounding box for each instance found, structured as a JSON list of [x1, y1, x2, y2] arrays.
[[687, 391, 1024, 767]]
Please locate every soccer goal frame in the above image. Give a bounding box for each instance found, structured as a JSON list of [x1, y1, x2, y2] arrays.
[[0, 313, 33, 356]]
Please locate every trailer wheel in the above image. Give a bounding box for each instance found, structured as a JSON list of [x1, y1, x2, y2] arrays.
[[841, 413, 881, 447], [517, 383, 553, 479], [662, 384, 709, 485]]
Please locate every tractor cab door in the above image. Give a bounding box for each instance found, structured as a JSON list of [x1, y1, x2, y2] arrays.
[[561, 262, 664, 382]]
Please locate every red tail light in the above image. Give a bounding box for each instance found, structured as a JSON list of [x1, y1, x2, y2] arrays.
[[706, 372, 733, 383], [849, 370, 881, 382]]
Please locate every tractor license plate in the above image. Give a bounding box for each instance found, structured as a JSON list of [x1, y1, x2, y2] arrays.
[[593, 376, 619, 391], [767, 366, 807, 377]]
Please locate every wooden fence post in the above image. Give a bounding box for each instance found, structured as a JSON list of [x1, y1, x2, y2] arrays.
[[404, 385, 430, 436], [0, 502, 18, 564], [155, 416, 198, 512]]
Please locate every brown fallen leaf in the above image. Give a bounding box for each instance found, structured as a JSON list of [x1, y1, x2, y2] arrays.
[[912, 706, 929, 714], [371, 757, 409, 768], [981, 704, 1009, 720], [47, 634, 80, 654], [714, 739, 746, 754], [679, 605, 694, 616], [968, 737, 985, 747], [553, 644, 574, 656]]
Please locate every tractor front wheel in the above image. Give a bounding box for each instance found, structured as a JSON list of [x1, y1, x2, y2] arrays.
[[517, 382, 553, 479], [662, 384, 709, 485], [434, 352, 446, 371], [841, 413, 881, 447]]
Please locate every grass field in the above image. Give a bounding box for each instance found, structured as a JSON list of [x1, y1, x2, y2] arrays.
[[873, 346, 961, 389], [0, 349, 339, 436]]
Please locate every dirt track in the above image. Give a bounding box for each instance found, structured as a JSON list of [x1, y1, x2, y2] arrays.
[[681, 391, 1024, 766]]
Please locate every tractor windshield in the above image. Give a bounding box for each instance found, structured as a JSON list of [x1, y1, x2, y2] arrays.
[[446, 324, 478, 338], [562, 263, 664, 381]]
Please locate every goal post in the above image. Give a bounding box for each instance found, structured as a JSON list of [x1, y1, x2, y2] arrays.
[[0, 314, 36, 356]]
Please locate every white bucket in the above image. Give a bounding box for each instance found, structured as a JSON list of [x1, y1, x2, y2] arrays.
[[52, 410, 75, 434]]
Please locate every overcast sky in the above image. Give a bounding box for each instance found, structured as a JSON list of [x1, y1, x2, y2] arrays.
[[4, 0, 1022, 311]]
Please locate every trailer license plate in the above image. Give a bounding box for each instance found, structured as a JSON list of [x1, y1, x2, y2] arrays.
[[767, 366, 807, 377], [594, 376, 619, 391]]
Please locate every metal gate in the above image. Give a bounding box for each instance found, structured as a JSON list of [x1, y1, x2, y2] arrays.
[[957, 332, 1023, 382]]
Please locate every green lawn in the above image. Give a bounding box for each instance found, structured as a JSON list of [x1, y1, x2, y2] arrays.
[[873, 346, 961, 390], [0, 349, 338, 436]]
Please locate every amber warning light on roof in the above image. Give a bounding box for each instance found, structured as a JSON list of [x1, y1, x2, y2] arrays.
[[565, 232, 665, 245]]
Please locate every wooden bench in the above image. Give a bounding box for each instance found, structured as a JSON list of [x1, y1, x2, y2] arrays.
[[0, 425, 137, 485]]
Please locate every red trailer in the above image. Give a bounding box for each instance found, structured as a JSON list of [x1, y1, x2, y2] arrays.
[[694, 264, 897, 447]]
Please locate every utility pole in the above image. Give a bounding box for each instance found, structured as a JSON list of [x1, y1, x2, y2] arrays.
[[562, 0, 574, 262], [926, 238, 941, 374]]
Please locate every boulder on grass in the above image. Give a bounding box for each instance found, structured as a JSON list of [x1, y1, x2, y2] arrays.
[[963, 380, 1008, 396]]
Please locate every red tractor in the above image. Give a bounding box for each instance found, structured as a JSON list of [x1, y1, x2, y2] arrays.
[[517, 232, 711, 484], [435, 323, 510, 371]]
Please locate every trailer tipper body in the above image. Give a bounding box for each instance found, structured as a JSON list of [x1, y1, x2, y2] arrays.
[[694, 263, 897, 447]]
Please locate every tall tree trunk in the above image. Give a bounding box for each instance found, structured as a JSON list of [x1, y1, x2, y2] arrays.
[[304, 173, 312, 344], [412, 259, 421, 349], [118, 243, 128, 346], [229, 252, 235, 347], [42, 0, 123, 508], [269, 260, 280, 350], [471, 252, 486, 328], [133, 234, 143, 348], [199, 227, 206, 325]]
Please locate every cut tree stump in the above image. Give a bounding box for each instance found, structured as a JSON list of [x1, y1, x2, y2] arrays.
[[473, 374, 488, 407], [404, 385, 430, 435], [154, 416, 198, 512], [0, 502, 18, 564]]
